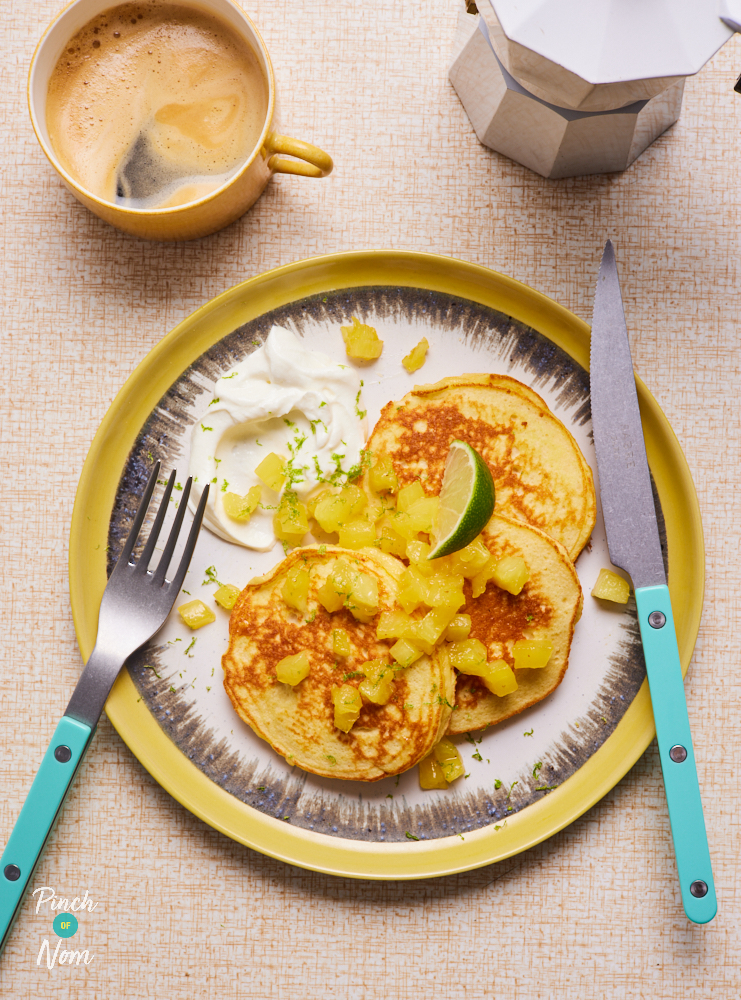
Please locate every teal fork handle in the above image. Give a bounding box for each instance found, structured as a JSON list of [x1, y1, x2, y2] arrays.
[[635, 585, 716, 923], [0, 716, 94, 953]]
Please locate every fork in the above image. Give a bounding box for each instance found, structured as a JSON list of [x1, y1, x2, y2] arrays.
[[0, 463, 208, 953]]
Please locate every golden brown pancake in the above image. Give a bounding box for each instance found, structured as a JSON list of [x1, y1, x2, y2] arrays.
[[223, 546, 455, 781], [446, 514, 583, 734], [364, 373, 596, 560]]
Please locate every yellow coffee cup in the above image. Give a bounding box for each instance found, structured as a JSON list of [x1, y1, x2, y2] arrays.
[[28, 0, 333, 241]]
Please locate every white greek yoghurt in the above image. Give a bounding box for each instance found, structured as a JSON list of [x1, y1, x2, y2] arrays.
[[189, 325, 366, 551]]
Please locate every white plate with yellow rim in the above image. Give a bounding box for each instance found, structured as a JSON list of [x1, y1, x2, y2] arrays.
[[69, 251, 703, 878]]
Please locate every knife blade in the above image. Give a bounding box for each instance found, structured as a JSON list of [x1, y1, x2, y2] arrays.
[[590, 240, 716, 924]]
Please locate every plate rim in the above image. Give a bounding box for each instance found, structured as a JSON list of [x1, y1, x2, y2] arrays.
[[68, 249, 704, 879]]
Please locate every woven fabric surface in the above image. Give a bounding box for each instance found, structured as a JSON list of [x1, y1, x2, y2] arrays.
[[1, 1, 740, 997]]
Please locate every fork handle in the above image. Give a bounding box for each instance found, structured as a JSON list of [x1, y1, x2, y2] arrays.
[[0, 716, 94, 953]]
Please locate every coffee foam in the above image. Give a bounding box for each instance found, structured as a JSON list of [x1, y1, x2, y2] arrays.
[[46, 2, 268, 209]]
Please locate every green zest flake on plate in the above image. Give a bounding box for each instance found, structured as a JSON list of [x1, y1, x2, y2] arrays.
[[202, 565, 222, 587]]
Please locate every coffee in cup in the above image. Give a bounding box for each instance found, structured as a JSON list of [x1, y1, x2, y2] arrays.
[[46, 2, 269, 209], [29, 0, 333, 240]]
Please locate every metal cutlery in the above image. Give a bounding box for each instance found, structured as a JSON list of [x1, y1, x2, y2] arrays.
[[0, 465, 208, 953], [590, 240, 716, 923]]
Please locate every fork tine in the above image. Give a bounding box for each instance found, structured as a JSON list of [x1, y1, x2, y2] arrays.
[[151, 477, 193, 586], [136, 468, 176, 573], [168, 484, 210, 595], [115, 461, 161, 569]]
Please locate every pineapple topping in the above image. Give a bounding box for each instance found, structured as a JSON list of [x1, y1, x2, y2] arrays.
[[273, 457, 554, 744]]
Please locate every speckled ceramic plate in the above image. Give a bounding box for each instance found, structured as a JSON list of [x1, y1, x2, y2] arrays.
[[69, 251, 703, 879]]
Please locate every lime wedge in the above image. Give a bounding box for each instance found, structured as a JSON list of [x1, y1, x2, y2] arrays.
[[428, 440, 495, 558]]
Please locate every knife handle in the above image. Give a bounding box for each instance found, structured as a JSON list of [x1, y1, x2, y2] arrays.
[[635, 585, 716, 923], [0, 715, 94, 954]]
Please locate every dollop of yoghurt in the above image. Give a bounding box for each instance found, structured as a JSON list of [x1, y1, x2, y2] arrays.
[[189, 325, 366, 551]]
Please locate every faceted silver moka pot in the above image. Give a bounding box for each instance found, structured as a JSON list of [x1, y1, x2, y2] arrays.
[[449, 0, 741, 178]]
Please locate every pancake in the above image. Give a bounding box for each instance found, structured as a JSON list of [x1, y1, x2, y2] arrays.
[[446, 513, 583, 734], [223, 546, 455, 781], [364, 373, 596, 560]]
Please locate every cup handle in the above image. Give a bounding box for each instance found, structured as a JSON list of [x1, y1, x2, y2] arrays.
[[266, 134, 333, 178]]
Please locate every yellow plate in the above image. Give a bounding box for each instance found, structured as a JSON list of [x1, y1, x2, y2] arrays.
[[69, 251, 703, 879]]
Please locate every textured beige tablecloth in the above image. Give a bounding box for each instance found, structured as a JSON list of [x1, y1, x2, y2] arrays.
[[1, 2, 740, 997]]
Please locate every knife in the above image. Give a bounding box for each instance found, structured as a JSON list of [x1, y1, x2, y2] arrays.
[[590, 240, 716, 924]]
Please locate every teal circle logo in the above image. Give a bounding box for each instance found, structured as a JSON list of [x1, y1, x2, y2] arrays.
[[53, 912, 78, 938]]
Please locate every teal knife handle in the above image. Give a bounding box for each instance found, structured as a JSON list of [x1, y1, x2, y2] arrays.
[[0, 716, 94, 953], [635, 585, 716, 923]]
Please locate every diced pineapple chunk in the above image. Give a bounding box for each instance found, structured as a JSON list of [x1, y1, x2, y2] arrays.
[[273, 493, 309, 546], [307, 488, 333, 517], [406, 496, 439, 534], [345, 570, 379, 623], [448, 638, 488, 673], [214, 583, 241, 610], [448, 640, 517, 696], [444, 536, 491, 579], [282, 563, 310, 613], [314, 492, 354, 533], [395, 566, 466, 615], [332, 628, 352, 657], [396, 567, 428, 613], [513, 638, 554, 670], [358, 658, 395, 705], [339, 484, 367, 516], [484, 660, 518, 697], [255, 452, 287, 491], [444, 614, 472, 642], [410, 607, 458, 649], [318, 560, 354, 613], [338, 518, 377, 550], [403, 634, 434, 656], [396, 481, 425, 512], [406, 539, 432, 568], [276, 650, 311, 686], [364, 494, 385, 524], [222, 485, 262, 522], [331, 683, 362, 732], [492, 555, 530, 596], [340, 316, 384, 360], [432, 737, 465, 783], [389, 638, 424, 668], [591, 568, 630, 604], [388, 509, 423, 542], [471, 556, 497, 599], [317, 560, 378, 622], [402, 337, 429, 373], [419, 755, 448, 789], [376, 609, 416, 640], [379, 525, 407, 557], [424, 572, 466, 610], [369, 455, 399, 494], [178, 599, 216, 629]]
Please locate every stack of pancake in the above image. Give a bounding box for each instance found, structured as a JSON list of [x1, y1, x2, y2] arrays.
[[224, 547, 455, 781], [222, 374, 594, 781]]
